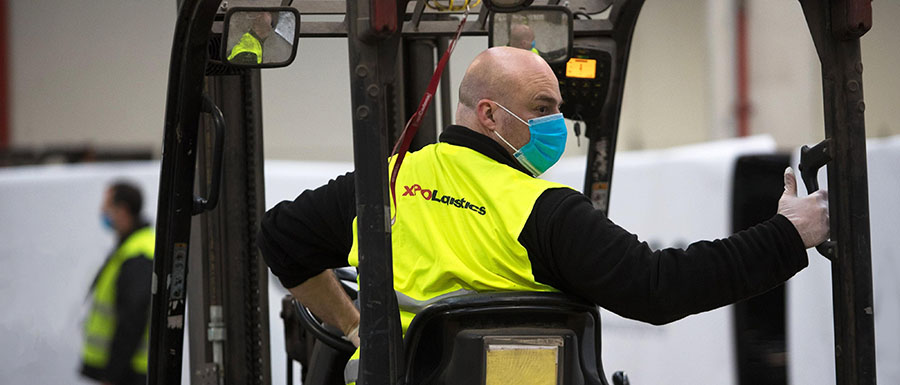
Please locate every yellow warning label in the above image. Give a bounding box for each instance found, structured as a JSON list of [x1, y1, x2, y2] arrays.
[[485, 346, 558, 385]]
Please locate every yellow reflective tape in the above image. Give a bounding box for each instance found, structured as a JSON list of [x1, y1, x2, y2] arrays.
[[92, 303, 115, 317], [84, 334, 110, 349]]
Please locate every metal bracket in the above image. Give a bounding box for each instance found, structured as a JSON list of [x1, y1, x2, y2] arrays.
[[411, 0, 427, 28], [207, 305, 226, 385], [831, 0, 872, 40], [194, 363, 221, 385]]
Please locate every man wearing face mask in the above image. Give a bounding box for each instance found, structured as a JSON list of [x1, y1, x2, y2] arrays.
[[259, 47, 827, 384], [81, 181, 154, 385]]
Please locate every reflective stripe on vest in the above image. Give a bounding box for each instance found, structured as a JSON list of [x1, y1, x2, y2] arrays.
[[344, 143, 574, 384], [227, 32, 263, 64], [82, 227, 155, 374], [344, 354, 360, 385]]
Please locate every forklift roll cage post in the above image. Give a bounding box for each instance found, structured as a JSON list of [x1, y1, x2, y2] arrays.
[[149, 0, 876, 384]]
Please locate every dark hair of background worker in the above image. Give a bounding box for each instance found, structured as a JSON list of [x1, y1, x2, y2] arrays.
[[107, 182, 143, 236]]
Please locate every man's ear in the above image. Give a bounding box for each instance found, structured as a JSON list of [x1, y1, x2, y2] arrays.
[[476, 99, 497, 132]]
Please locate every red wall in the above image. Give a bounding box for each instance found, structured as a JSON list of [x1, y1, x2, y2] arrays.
[[0, 0, 8, 148]]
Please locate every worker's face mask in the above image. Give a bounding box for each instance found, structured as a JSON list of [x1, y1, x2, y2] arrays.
[[101, 212, 114, 231], [492, 102, 567, 177]]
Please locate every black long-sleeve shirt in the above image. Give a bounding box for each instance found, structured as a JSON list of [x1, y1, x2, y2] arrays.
[[259, 126, 808, 325]]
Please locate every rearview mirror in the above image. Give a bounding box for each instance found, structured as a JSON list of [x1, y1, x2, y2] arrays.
[[222, 7, 300, 68], [489, 6, 573, 65]]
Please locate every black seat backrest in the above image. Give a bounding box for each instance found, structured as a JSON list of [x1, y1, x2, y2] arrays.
[[402, 292, 609, 385]]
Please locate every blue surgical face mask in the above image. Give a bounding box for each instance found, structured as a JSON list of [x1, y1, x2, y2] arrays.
[[493, 102, 567, 177], [101, 213, 114, 231]]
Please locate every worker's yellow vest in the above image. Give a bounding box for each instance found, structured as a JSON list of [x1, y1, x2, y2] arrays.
[[227, 32, 263, 64], [344, 142, 574, 384], [82, 227, 155, 374]]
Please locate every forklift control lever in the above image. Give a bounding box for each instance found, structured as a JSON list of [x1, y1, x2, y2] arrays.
[[612, 370, 631, 385], [798, 139, 836, 260], [572, 111, 583, 147]]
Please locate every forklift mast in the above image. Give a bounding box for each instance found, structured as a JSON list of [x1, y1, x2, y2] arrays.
[[149, 1, 876, 384]]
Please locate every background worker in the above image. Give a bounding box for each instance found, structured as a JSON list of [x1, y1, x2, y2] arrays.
[[509, 23, 539, 54], [258, 47, 828, 382], [80, 181, 154, 385]]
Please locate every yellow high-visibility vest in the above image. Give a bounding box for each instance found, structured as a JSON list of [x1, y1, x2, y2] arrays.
[[227, 32, 263, 64], [344, 142, 573, 384], [82, 227, 155, 374]]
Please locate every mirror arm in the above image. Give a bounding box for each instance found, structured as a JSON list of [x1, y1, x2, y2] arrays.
[[411, 0, 428, 29], [574, 19, 613, 36], [478, 5, 490, 29]]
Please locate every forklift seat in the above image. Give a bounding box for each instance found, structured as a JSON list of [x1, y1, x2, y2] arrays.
[[401, 292, 609, 385]]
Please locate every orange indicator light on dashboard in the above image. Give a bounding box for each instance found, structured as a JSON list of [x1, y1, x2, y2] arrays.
[[565, 58, 597, 79]]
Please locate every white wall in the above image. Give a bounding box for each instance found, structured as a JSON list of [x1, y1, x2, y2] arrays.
[[859, 1, 900, 139], [746, 0, 824, 149], [9, 0, 175, 152], [12, 0, 896, 160], [744, 0, 900, 149], [15, 0, 879, 161], [616, 0, 710, 150]]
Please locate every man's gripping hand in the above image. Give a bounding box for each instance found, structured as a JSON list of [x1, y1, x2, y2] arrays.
[[777, 167, 830, 248]]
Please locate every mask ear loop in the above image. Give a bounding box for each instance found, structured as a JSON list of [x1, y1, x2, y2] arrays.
[[491, 102, 528, 153], [494, 102, 529, 126], [492, 130, 519, 153]]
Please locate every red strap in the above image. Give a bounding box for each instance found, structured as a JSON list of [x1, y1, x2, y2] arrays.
[[389, 9, 469, 224]]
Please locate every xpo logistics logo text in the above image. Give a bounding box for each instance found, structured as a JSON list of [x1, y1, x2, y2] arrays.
[[402, 184, 487, 216]]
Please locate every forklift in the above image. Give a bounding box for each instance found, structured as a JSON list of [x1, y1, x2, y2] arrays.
[[148, 0, 877, 384]]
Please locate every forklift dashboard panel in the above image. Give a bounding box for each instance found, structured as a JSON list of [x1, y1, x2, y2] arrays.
[[554, 47, 612, 121]]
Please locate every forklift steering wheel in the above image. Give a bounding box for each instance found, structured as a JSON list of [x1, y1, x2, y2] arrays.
[[294, 301, 357, 354], [293, 270, 359, 354]]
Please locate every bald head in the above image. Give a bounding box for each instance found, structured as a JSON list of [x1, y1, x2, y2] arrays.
[[457, 47, 557, 121], [252, 12, 274, 40], [509, 24, 535, 50], [455, 47, 562, 153], [458, 47, 552, 108]]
